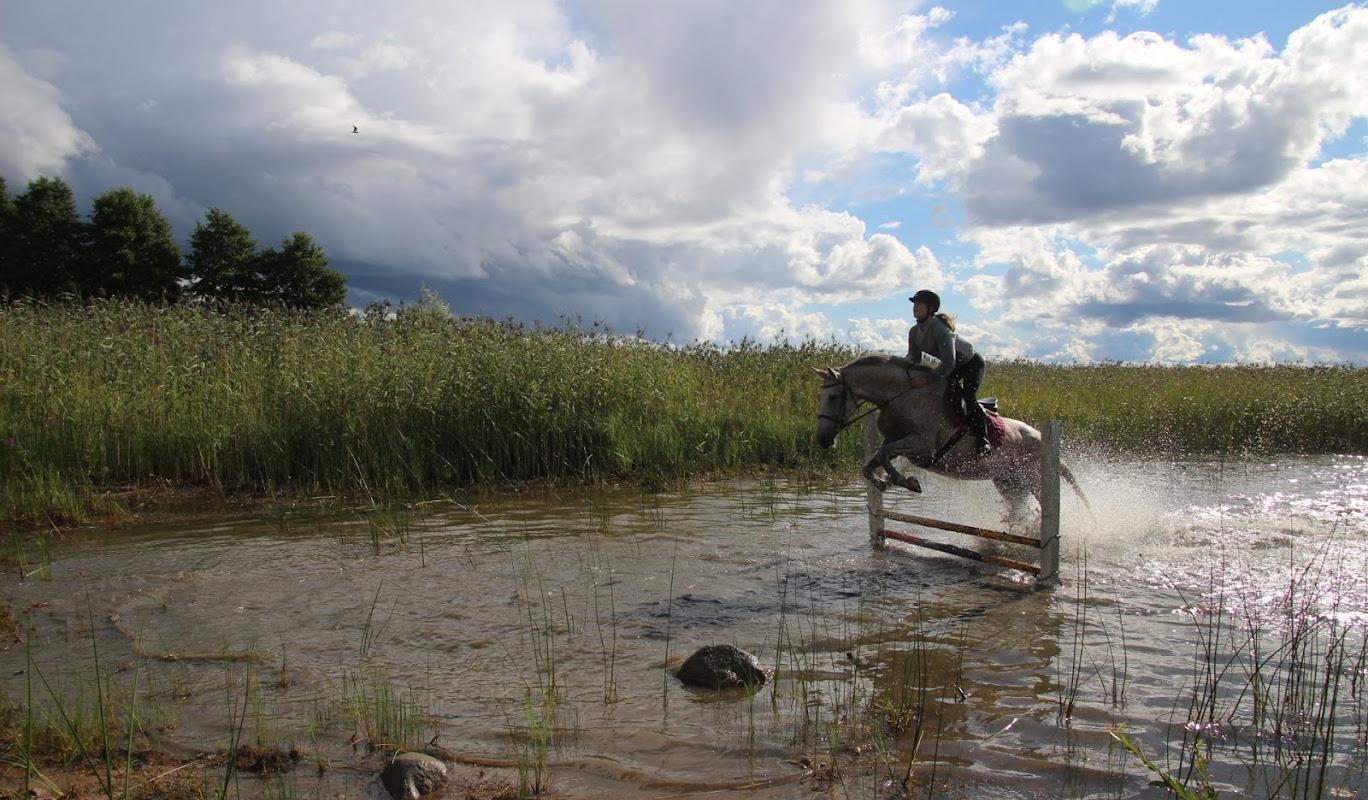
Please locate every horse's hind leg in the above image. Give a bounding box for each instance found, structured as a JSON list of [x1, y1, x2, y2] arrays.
[[992, 475, 1034, 525]]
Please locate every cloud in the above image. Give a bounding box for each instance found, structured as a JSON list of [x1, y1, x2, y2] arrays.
[[878, 93, 996, 184], [870, 11, 1024, 112], [1107, 0, 1159, 23], [951, 8, 1368, 225], [0, 0, 944, 341], [1, 2, 1364, 362], [896, 7, 1368, 363], [848, 316, 907, 353], [721, 303, 832, 343], [0, 44, 94, 180]]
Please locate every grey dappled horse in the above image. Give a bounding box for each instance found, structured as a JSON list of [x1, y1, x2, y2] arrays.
[[815, 354, 1086, 519]]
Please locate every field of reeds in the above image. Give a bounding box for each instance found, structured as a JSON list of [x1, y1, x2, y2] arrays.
[[990, 359, 1368, 454], [1, 300, 1365, 528]]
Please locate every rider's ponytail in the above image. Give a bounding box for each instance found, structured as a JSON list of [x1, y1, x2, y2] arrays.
[[936, 312, 956, 332]]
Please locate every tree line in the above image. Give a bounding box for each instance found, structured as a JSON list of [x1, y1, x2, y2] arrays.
[[0, 175, 346, 308]]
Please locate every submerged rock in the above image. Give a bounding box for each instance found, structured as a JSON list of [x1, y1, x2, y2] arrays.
[[379, 751, 448, 800], [676, 644, 770, 690], [232, 744, 300, 774]]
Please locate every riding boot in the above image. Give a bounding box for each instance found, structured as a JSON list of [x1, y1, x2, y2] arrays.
[[969, 408, 992, 456]]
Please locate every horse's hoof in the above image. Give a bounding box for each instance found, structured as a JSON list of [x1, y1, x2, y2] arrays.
[[903, 477, 922, 493]]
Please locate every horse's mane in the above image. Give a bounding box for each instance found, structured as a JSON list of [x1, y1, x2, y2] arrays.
[[843, 353, 936, 375], [844, 353, 904, 369]]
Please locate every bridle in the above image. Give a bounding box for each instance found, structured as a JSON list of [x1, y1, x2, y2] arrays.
[[817, 379, 864, 435], [818, 376, 919, 437]]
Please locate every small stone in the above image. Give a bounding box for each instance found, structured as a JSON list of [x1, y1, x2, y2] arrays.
[[676, 644, 770, 690], [379, 751, 448, 800]]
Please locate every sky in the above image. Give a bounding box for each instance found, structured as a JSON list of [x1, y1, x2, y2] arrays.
[[2, 1, 1366, 364]]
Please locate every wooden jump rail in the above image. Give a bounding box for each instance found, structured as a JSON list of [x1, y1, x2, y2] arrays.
[[864, 417, 1062, 587]]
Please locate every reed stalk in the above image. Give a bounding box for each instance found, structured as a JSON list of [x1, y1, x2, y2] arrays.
[[5, 300, 1363, 528]]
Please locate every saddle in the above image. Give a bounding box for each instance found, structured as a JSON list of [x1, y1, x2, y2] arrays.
[[944, 385, 1007, 452]]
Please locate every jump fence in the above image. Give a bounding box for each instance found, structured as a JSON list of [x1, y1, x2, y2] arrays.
[[863, 417, 1062, 587]]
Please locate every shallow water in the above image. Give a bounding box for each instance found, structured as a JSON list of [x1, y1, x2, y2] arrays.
[[2, 455, 1366, 798]]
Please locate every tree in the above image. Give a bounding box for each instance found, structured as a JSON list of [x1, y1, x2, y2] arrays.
[[6, 176, 82, 298], [254, 232, 346, 308], [0, 177, 14, 298], [185, 208, 257, 300], [85, 187, 182, 302]]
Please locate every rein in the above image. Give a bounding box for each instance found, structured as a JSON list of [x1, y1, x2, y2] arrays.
[[818, 379, 919, 437]]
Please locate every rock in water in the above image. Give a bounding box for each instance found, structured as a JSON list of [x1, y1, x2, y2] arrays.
[[379, 751, 448, 800], [676, 644, 770, 690]]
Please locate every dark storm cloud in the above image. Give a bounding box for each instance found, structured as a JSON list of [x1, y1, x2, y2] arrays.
[[961, 111, 1299, 227], [0, 0, 940, 343], [1073, 298, 1273, 326]]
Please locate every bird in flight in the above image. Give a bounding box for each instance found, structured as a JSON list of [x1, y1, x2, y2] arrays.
[[352, 125, 358, 134]]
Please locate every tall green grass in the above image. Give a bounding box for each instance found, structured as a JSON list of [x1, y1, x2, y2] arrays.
[[1, 300, 1364, 527], [989, 360, 1367, 454], [0, 300, 857, 526]]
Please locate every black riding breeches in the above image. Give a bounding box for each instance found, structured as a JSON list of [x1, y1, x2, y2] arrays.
[[949, 354, 987, 431]]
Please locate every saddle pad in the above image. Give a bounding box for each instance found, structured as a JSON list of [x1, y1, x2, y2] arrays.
[[983, 408, 1008, 449]]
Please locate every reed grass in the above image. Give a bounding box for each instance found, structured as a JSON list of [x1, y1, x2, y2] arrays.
[[0, 618, 171, 800], [336, 670, 427, 755], [0, 300, 860, 528], [988, 359, 1368, 454], [3, 300, 1365, 528], [1062, 532, 1368, 798]]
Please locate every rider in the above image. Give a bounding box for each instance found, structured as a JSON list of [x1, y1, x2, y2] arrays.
[[906, 289, 992, 456]]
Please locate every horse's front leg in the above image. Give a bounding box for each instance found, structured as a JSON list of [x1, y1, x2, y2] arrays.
[[873, 437, 923, 494]]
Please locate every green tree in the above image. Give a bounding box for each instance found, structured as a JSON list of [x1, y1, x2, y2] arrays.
[[6, 176, 82, 298], [255, 232, 346, 308], [84, 187, 183, 302], [0, 177, 14, 298], [185, 208, 257, 300]]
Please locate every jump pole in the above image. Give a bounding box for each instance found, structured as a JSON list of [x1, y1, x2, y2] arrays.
[[863, 415, 1063, 587]]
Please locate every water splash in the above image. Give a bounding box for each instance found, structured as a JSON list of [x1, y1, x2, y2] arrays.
[[1059, 454, 1368, 628]]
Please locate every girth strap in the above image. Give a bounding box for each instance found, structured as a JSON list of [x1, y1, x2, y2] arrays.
[[921, 425, 968, 467]]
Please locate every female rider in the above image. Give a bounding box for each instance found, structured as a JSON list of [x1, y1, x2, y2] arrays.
[[906, 289, 992, 456]]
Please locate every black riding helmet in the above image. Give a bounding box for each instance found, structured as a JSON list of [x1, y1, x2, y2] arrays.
[[909, 289, 941, 314]]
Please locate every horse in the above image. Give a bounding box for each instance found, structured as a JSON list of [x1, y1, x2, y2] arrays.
[[814, 354, 1087, 520]]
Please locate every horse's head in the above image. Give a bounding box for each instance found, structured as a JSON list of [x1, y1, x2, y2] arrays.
[[813, 366, 854, 448], [815, 357, 943, 447]]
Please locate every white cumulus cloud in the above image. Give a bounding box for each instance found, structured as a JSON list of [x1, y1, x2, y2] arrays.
[[0, 44, 94, 181]]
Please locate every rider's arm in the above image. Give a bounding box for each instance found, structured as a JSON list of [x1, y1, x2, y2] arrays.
[[906, 328, 923, 364]]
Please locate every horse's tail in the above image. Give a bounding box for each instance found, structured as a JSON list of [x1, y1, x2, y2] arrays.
[[1060, 461, 1092, 511]]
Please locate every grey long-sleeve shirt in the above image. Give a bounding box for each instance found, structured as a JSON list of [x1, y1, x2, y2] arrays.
[[907, 315, 975, 377]]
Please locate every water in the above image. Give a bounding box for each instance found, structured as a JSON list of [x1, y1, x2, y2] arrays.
[[2, 455, 1365, 798]]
